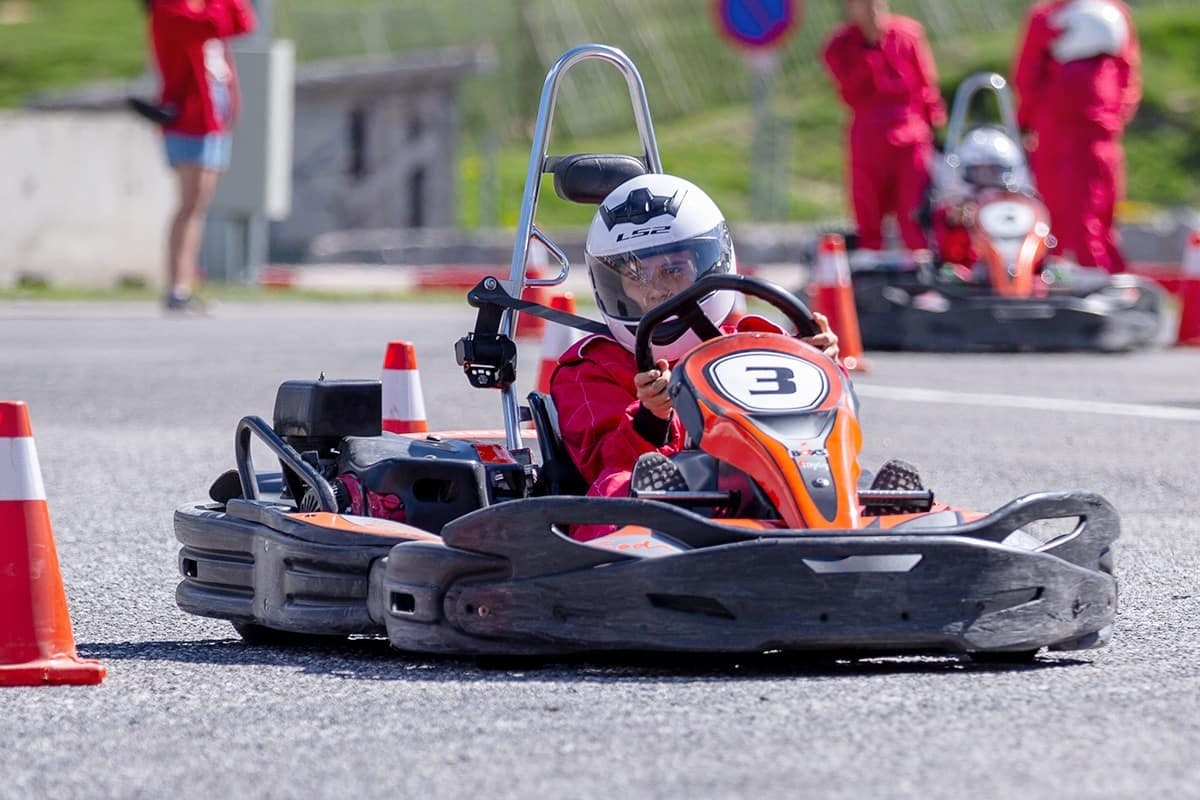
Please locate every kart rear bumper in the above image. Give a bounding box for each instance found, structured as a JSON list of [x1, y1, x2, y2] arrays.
[[176, 492, 1118, 658]]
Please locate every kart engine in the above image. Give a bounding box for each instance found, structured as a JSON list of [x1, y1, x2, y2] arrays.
[[271, 379, 526, 530], [272, 379, 408, 522]]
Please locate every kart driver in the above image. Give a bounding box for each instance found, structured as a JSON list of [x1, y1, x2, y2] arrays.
[[931, 126, 1035, 278], [549, 174, 840, 540], [1013, 0, 1141, 273]]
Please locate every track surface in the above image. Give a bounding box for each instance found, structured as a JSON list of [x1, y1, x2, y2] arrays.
[[2, 299, 1198, 799]]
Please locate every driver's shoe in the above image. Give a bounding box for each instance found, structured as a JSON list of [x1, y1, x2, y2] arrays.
[[867, 459, 926, 516], [869, 459, 924, 492], [631, 452, 689, 494]]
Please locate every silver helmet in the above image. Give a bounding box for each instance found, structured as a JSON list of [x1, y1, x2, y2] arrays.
[[584, 174, 736, 362]]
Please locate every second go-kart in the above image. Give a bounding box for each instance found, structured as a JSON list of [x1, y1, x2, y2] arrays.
[[847, 73, 1162, 352], [174, 46, 1118, 662]]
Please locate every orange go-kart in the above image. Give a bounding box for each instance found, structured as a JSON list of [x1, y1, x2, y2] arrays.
[[174, 46, 1118, 663], [850, 73, 1162, 352]]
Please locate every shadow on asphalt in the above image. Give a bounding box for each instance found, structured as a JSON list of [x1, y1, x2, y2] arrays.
[[79, 638, 1091, 681]]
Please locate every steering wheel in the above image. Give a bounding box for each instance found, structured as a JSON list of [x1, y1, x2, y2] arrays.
[[634, 273, 822, 372]]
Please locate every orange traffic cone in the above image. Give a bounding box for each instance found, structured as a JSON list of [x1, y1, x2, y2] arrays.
[[809, 234, 869, 372], [1174, 279, 1200, 346], [536, 292, 586, 394], [517, 241, 550, 339], [1, 401, 105, 686], [381, 342, 428, 433]]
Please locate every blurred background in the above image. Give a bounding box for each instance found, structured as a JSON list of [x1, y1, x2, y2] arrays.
[[0, 0, 1196, 289]]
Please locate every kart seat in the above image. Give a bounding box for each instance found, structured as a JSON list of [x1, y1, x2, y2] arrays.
[[546, 153, 649, 205], [526, 391, 588, 496]]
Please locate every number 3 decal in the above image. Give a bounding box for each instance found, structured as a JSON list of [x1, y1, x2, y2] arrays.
[[708, 352, 828, 412], [745, 366, 797, 396]]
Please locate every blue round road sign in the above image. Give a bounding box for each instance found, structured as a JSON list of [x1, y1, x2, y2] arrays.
[[714, 0, 800, 50]]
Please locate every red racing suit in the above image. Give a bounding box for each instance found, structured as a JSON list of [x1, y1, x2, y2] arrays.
[[550, 317, 792, 541], [149, 0, 257, 136], [931, 203, 977, 270], [822, 15, 947, 251], [1013, 0, 1141, 273]]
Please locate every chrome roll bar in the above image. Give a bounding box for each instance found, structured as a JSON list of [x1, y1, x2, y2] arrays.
[[499, 44, 663, 453]]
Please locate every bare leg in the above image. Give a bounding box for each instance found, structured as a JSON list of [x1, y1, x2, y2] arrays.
[[167, 164, 222, 300]]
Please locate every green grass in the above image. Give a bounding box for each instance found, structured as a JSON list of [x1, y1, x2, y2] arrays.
[[4, 0, 1197, 228], [1123, 8, 1200, 208], [0, 0, 146, 106], [458, 5, 1200, 228]]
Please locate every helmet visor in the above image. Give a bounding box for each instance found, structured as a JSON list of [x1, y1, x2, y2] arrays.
[[586, 222, 733, 322], [965, 163, 1016, 190]]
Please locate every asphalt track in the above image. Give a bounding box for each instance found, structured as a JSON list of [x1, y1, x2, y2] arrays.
[[2, 298, 1198, 800]]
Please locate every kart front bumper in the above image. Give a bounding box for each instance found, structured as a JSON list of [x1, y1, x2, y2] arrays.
[[853, 272, 1164, 352]]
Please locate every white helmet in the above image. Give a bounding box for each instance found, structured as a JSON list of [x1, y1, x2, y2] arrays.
[[958, 126, 1031, 192], [1050, 0, 1129, 63], [585, 174, 736, 362]]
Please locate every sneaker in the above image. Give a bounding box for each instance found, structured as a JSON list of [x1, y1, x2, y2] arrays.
[[631, 452, 690, 494], [164, 292, 210, 315], [911, 290, 951, 313], [865, 459, 926, 516], [870, 459, 924, 492]]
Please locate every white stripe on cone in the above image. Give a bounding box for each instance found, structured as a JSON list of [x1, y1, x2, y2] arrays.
[[537, 295, 586, 393], [541, 318, 582, 366], [0, 438, 46, 501], [814, 236, 850, 287], [382, 369, 427, 428]]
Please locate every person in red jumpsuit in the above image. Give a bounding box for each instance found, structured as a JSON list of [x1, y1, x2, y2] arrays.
[[1013, 0, 1141, 273], [549, 174, 840, 541], [143, 0, 257, 311], [821, 0, 946, 253]]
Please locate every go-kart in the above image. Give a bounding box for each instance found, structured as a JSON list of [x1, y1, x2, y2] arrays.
[[845, 73, 1163, 352], [174, 46, 1118, 662]]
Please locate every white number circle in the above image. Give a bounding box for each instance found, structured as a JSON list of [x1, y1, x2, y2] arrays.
[[977, 200, 1036, 239], [708, 352, 828, 412]]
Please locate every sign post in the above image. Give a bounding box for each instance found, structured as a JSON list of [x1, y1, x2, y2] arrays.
[[203, 0, 291, 285], [712, 0, 802, 222]]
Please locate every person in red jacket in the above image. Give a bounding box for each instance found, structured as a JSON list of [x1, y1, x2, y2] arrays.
[[822, 0, 946, 254], [549, 174, 840, 541], [1013, 0, 1141, 273], [144, 0, 257, 311]]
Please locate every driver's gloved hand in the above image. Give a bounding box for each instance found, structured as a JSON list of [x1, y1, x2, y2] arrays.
[[635, 358, 673, 420], [800, 312, 840, 362]]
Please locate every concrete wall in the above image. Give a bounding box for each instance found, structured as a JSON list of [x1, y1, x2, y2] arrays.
[[268, 57, 469, 259], [272, 85, 457, 258], [0, 110, 173, 289]]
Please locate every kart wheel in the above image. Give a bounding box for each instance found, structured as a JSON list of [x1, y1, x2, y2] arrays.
[[968, 649, 1039, 665], [233, 621, 348, 647]]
